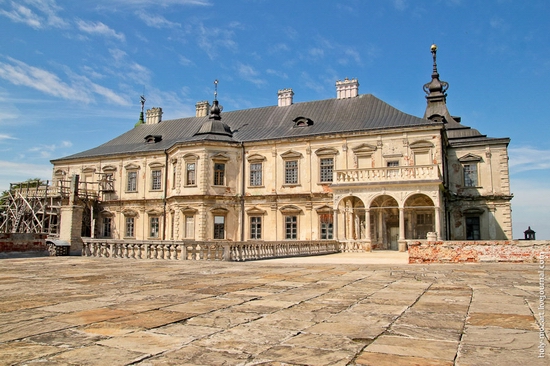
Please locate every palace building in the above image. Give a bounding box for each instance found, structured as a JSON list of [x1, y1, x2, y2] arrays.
[[50, 45, 513, 251]]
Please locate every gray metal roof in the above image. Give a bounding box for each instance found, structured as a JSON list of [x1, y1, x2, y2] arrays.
[[53, 94, 439, 162]]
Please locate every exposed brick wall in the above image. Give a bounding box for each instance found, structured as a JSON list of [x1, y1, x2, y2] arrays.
[[0, 233, 48, 254], [408, 240, 550, 263]]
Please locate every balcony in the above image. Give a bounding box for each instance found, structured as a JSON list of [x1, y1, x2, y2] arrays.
[[334, 164, 442, 184]]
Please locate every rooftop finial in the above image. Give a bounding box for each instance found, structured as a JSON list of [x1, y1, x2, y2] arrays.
[[423, 44, 448, 97], [135, 94, 146, 127], [431, 44, 438, 74], [209, 79, 222, 120]]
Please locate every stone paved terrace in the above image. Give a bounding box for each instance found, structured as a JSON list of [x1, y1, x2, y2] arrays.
[[0, 254, 548, 365]]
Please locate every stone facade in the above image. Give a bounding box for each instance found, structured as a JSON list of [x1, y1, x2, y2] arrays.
[[49, 48, 513, 252]]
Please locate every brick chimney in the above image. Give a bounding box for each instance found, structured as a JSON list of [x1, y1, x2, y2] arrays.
[[145, 107, 163, 124], [195, 101, 211, 117], [336, 78, 359, 99], [278, 88, 294, 107]]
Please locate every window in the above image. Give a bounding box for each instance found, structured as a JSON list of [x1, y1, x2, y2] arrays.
[[172, 162, 177, 190], [186, 163, 196, 186], [184, 215, 194, 239], [250, 163, 263, 186], [250, 216, 262, 239], [416, 213, 433, 225], [102, 217, 111, 237], [127, 171, 137, 192], [285, 160, 298, 184], [214, 215, 225, 239], [464, 163, 478, 187], [466, 216, 480, 240], [125, 217, 134, 238], [320, 213, 333, 239], [214, 163, 225, 186], [151, 169, 162, 190], [150, 217, 160, 238], [387, 161, 399, 167], [285, 216, 297, 239], [320, 158, 334, 182]]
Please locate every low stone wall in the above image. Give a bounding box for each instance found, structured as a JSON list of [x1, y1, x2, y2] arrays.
[[408, 240, 550, 263], [0, 233, 48, 257]]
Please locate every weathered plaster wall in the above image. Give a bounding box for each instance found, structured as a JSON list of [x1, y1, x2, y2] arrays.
[[408, 240, 550, 263]]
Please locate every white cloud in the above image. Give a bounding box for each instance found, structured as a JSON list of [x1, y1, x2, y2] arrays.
[[104, 0, 211, 6], [0, 57, 130, 106], [0, 160, 52, 191], [0, 0, 68, 29], [393, 0, 408, 11], [196, 22, 238, 59], [136, 11, 180, 28], [0, 134, 18, 141], [76, 20, 125, 41], [178, 55, 194, 66], [511, 178, 550, 239], [509, 146, 550, 173], [266, 69, 288, 79], [236, 63, 265, 87]]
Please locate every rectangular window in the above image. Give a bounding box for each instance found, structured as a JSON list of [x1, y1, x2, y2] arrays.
[[387, 161, 399, 178], [416, 213, 433, 225], [320, 213, 333, 239], [466, 216, 481, 240], [285, 160, 298, 184], [214, 215, 225, 239], [127, 171, 137, 192], [172, 163, 177, 189], [186, 163, 196, 185], [214, 163, 225, 186], [250, 216, 262, 239], [185, 215, 194, 239], [250, 163, 263, 186], [150, 217, 159, 238], [285, 216, 297, 239], [320, 158, 334, 182], [125, 217, 134, 238], [464, 164, 478, 187], [151, 169, 162, 190], [102, 217, 111, 237]]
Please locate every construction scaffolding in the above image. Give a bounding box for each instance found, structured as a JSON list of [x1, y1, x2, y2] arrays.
[[0, 177, 101, 237]]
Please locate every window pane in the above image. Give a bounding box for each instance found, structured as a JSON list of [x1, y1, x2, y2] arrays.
[[150, 217, 159, 238], [464, 164, 478, 187], [214, 163, 225, 185], [320, 158, 333, 182], [466, 216, 480, 240], [102, 217, 111, 237], [250, 216, 262, 239], [250, 163, 263, 186], [214, 215, 225, 239], [127, 171, 137, 192], [285, 160, 298, 184], [285, 216, 297, 239], [186, 163, 195, 185], [185, 215, 194, 239], [125, 217, 134, 237], [152, 169, 162, 190]]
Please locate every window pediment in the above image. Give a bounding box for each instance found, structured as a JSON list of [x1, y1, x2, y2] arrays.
[[100, 209, 115, 217], [183, 153, 199, 161], [315, 205, 333, 213], [122, 209, 139, 217], [181, 206, 198, 214], [410, 140, 434, 151], [124, 163, 141, 170], [463, 207, 485, 215], [146, 208, 163, 216], [315, 147, 338, 156], [149, 161, 165, 168], [279, 205, 303, 215], [54, 169, 67, 177], [102, 165, 117, 172], [247, 154, 266, 163], [246, 206, 267, 215], [82, 166, 96, 173], [459, 153, 483, 163], [211, 152, 230, 162], [211, 206, 229, 215], [281, 150, 303, 160], [352, 143, 377, 156]]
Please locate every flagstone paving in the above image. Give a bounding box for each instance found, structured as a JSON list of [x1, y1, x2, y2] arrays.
[[0, 256, 548, 365]]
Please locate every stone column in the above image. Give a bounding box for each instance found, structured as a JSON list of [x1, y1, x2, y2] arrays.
[[398, 207, 407, 252], [60, 175, 84, 255], [435, 206, 441, 240]]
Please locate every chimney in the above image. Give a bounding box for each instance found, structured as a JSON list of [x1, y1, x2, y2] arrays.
[[145, 107, 163, 124], [336, 78, 359, 99], [195, 101, 211, 117], [277, 88, 294, 107]]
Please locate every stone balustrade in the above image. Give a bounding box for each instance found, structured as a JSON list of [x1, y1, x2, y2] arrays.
[[82, 239, 340, 261], [335, 164, 441, 183]]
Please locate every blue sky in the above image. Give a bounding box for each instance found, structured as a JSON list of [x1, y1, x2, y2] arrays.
[[1, 0, 549, 239]]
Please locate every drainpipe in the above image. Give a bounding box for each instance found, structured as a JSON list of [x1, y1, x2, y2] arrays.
[[240, 142, 245, 242], [162, 149, 169, 240]]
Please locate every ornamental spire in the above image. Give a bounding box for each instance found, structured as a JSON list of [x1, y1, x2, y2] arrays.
[[209, 79, 222, 120], [135, 94, 146, 127], [422, 44, 456, 123], [423, 44, 449, 98]]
